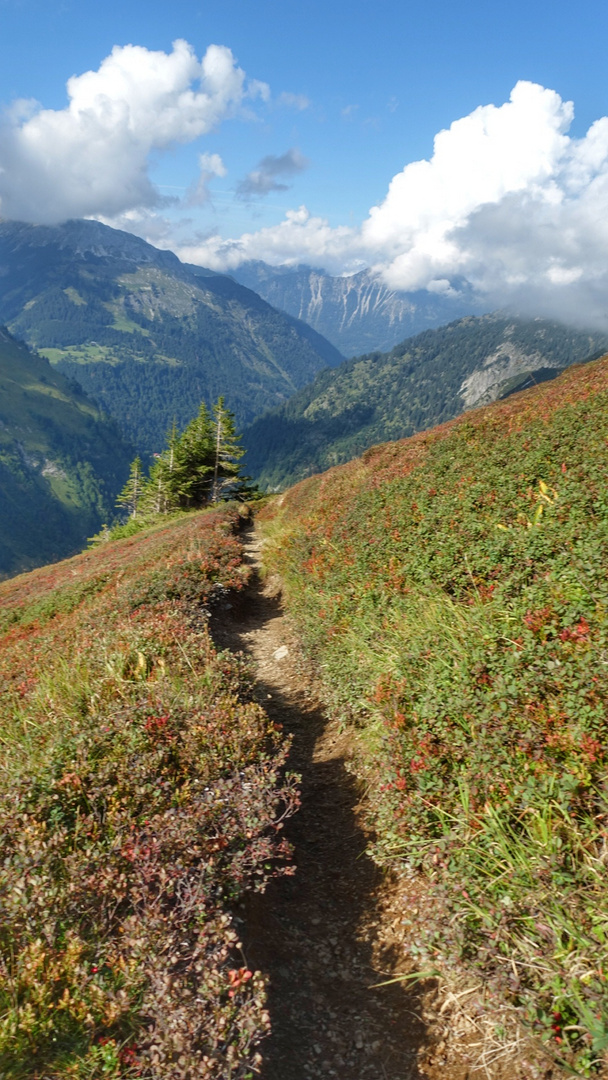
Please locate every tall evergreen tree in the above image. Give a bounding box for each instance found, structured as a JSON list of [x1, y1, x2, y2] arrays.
[[177, 401, 215, 506], [116, 456, 144, 519], [113, 396, 247, 537], [211, 397, 245, 502], [141, 420, 184, 516]]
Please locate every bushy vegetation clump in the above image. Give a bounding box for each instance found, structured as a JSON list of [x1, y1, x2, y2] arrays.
[[0, 507, 297, 1078], [263, 356, 608, 1073], [93, 397, 257, 546]]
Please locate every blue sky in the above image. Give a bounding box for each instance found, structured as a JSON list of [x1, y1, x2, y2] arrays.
[[2, 0, 608, 324]]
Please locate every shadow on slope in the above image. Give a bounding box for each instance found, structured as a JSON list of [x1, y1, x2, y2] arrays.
[[211, 530, 428, 1080]]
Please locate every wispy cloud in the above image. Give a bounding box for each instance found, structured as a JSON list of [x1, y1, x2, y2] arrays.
[[186, 152, 227, 207], [235, 147, 309, 199], [277, 91, 310, 111]]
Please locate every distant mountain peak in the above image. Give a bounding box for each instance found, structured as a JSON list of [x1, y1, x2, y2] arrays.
[[230, 260, 489, 356], [0, 218, 184, 274]]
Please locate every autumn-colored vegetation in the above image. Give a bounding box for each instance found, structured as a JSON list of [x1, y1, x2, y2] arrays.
[[0, 506, 297, 1079], [262, 356, 608, 1074]]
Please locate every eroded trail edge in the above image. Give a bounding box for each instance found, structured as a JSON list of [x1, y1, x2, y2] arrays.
[[212, 526, 434, 1080]]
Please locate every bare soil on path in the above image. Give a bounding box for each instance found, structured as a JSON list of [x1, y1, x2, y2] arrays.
[[211, 526, 452, 1080]]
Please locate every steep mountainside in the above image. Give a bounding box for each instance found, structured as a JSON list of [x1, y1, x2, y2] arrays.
[[0, 221, 343, 453], [244, 313, 608, 489], [230, 261, 488, 356], [262, 354, 608, 1075], [0, 327, 132, 577]]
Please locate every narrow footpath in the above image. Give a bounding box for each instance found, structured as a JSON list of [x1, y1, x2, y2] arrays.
[[212, 527, 444, 1080]]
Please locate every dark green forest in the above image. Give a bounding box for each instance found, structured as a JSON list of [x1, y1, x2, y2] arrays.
[[0, 327, 132, 577], [243, 313, 608, 489], [0, 220, 343, 455]]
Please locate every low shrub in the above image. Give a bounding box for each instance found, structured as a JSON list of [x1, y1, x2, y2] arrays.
[[0, 506, 298, 1078], [262, 357, 608, 1075]]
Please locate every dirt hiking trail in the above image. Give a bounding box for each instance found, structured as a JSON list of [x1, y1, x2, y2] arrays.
[[211, 526, 467, 1080]]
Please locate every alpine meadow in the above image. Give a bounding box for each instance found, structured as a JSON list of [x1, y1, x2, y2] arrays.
[[4, 6, 608, 1078], [261, 356, 608, 1076]]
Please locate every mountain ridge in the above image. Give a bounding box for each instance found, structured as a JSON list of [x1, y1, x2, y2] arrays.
[[231, 260, 489, 356], [243, 312, 608, 489], [0, 325, 132, 577], [0, 220, 344, 454]]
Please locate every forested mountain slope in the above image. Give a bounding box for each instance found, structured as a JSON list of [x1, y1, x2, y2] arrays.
[[244, 313, 608, 489], [263, 354, 608, 1074], [0, 327, 131, 577], [0, 220, 343, 453], [230, 260, 488, 355]]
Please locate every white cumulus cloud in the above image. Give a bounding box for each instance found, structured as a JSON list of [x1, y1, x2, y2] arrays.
[[182, 80, 608, 329], [0, 39, 260, 224], [363, 80, 573, 289], [178, 205, 361, 274]]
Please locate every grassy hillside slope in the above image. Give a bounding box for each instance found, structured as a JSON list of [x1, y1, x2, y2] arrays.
[[0, 506, 296, 1078], [262, 356, 608, 1073], [0, 327, 132, 578], [244, 314, 608, 490], [0, 220, 343, 453]]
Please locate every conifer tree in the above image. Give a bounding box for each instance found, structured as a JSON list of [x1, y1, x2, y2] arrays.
[[211, 397, 245, 502], [116, 456, 144, 519], [141, 420, 184, 516], [177, 401, 215, 506], [114, 397, 247, 535]]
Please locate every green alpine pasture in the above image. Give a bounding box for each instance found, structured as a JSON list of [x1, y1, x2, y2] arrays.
[[0, 220, 343, 455]]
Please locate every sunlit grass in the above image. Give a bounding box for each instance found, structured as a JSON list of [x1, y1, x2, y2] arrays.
[[261, 355, 608, 1074]]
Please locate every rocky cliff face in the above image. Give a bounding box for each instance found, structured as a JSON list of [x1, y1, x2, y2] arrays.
[[231, 262, 488, 356], [243, 313, 608, 491], [460, 339, 549, 407]]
